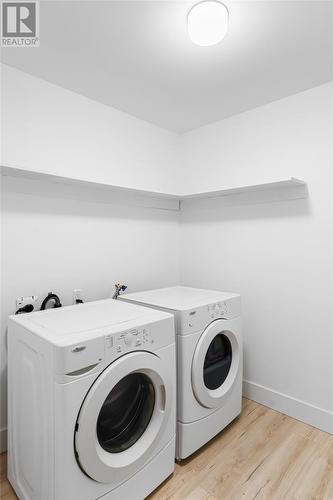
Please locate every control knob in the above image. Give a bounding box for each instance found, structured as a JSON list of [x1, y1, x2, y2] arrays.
[[124, 333, 134, 347]]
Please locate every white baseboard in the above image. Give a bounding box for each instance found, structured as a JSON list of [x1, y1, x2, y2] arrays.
[[0, 428, 7, 453], [243, 380, 333, 435]]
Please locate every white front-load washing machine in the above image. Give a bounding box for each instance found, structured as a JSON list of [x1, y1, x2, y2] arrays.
[[7, 299, 176, 500], [120, 286, 242, 459]]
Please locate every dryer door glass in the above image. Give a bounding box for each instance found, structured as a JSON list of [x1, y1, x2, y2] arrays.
[[203, 334, 232, 390], [97, 373, 155, 453]]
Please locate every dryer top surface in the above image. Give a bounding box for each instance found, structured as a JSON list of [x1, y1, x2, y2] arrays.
[[121, 286, 240, 311]]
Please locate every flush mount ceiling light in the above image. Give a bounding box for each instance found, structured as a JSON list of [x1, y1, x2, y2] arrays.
[[188, 1, 229, 46]]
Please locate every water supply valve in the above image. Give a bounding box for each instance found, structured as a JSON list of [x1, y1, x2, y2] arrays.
[[112, 283, 128, 300]]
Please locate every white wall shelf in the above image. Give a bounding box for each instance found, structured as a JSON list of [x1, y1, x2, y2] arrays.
[[0, 166, 307, 211], [179, 178, 308, 210], [180, 178, 306, 199], [0, 166, 180, 211]]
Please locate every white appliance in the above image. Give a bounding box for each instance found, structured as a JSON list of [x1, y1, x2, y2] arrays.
[[7, 299, 176, 500], [120, 286, 242, 459]]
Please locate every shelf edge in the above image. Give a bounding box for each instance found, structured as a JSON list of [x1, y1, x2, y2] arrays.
[[1, 166, 307, 207]]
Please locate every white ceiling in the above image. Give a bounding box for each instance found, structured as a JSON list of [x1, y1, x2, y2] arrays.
[[1, 0, 333, 132]]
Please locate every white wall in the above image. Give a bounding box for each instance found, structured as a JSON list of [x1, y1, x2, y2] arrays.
[[0, 65, 181, 450], [180, 83, 333, 433], [1, 64, 181, 194], [0, 176, 180, 449]]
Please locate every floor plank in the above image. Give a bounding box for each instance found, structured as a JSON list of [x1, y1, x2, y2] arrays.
[[149, 400, 333, 500], [1, 399, 332, 500]]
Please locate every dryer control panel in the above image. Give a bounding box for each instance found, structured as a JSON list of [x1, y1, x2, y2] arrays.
[[206, 301, 228, 319], [178, 295, 241, 335]]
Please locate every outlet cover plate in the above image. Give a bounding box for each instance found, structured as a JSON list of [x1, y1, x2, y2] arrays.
[[16, 295, 38, 308]]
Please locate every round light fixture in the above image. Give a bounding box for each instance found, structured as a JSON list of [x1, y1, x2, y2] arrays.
[[188, 1, 229, 46]]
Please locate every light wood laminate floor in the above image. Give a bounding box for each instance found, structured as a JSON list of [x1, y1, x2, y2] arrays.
[[1, 399, 332, 500]]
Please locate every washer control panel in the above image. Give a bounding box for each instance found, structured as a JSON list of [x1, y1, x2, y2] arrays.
[[105, 327, 152, 356]]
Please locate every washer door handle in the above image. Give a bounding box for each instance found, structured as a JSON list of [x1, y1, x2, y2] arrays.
[[159, 385, 166, 412]]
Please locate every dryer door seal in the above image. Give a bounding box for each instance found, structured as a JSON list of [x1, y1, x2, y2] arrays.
[[191, 320, 241, 409], [74, 351, 171, 484]]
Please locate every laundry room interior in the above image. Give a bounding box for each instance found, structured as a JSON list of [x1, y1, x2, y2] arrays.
[[0, 1, 333, 499]]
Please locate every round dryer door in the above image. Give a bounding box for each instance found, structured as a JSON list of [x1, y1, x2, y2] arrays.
[[191, 320, 241, 409], [74, 351, 171, 484]]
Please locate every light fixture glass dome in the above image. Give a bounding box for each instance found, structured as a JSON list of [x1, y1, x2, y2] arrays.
[[188, 1, 229, 46]]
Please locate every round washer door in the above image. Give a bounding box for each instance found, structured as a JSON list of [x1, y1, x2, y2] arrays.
[[191, 320, 240, 409], [74, 351, 171, 484]]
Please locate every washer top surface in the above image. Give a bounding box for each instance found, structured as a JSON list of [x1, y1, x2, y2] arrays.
[[121, 286, 240, 311], [9, 298, 173, 345]]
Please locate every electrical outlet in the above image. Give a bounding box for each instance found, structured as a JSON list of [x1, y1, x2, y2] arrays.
[[73, 289, 83, 304], [16, 295, 38, 309]]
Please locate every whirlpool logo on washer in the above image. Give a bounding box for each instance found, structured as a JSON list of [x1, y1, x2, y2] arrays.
[[1, 1, 39, 47]]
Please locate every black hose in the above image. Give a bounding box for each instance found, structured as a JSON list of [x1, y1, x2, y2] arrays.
[[40, 292, 62, 310], [15, 304, 34, 315]]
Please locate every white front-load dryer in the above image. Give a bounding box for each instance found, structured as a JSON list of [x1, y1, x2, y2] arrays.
[[120, 286, 242, 459], [7, 299, 176, 500]]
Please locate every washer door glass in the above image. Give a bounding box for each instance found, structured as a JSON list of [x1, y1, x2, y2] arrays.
[[203, 334, 232, 390], [74, 351, 171, 484], [97, 373, 155, 453]]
